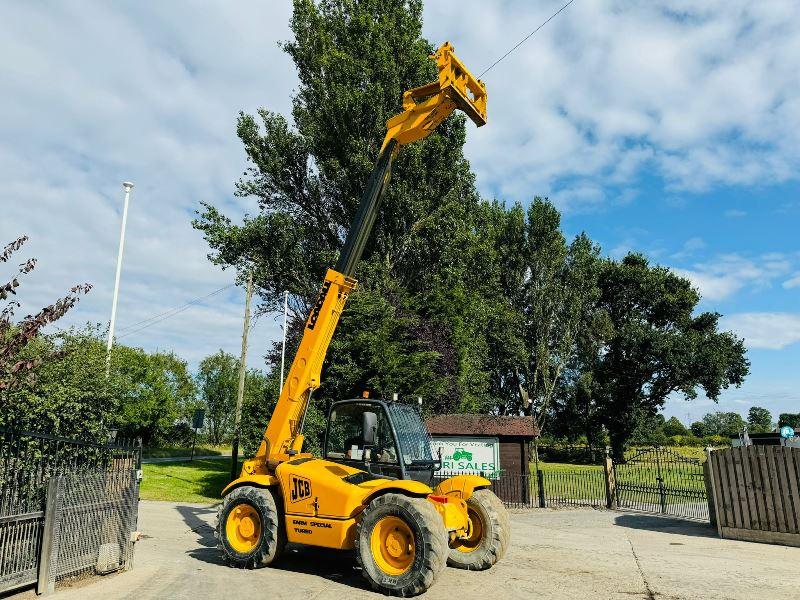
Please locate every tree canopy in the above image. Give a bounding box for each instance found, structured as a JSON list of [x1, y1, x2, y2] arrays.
[[192, 0, 750, 455]]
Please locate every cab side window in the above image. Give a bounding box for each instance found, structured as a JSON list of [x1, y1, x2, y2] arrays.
[[325, 403, 398, 464]]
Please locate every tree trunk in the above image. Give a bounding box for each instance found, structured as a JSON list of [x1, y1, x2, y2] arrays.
[[609, 433, 626, 463]]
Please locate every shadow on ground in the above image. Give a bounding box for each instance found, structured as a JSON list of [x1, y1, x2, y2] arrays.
[[614, 513, 717, 538], [177, 503, 370, 591]]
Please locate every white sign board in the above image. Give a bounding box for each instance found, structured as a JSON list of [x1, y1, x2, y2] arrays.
[[430, 437, 500, 479]]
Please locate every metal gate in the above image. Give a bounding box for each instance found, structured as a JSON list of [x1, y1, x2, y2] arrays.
[[0, 429, 141, 594], [614, 447, 709, 521]]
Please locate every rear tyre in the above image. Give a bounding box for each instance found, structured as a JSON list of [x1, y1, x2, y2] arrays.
[[216, 485, 286, 568], [447, 489, 509, 570], [356, 493, 448, 597]]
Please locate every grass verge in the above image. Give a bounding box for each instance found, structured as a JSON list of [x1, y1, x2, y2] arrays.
[[141, 458, 235, 503], [142, 445, 231, 459]]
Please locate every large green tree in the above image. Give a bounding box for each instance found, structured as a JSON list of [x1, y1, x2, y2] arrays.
[[196, 350, 240, 445], [592, 254, 749, 458], [112, 344, 197, 445], [498, 199, 603, 430], [747, 406, 772, 433], [194, 0, 502, 422]]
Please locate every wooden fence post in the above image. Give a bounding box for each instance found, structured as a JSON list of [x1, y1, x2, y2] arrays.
[[702, 447, 718, 529], [37, 476, 64, 595], [536, 469, 546, 508], [603, 448, 616, 509]]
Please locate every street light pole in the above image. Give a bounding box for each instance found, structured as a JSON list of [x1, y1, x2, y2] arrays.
[[106, 181, 134, 375]]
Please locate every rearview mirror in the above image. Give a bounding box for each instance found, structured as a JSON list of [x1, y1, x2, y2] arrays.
[[362, 411, 377, 446]]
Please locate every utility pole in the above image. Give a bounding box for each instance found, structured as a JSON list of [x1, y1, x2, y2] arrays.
[[231, 272, 253, 482], [106, 181, 134, 376]]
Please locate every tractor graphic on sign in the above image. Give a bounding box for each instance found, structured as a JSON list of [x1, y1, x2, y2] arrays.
[[452, 448, 473, 461]]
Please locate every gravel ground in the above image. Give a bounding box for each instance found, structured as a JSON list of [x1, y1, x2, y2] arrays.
[[20, 501, 800, 600]]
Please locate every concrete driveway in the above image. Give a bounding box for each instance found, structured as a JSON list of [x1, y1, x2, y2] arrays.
[[46, 501, 799, 600]]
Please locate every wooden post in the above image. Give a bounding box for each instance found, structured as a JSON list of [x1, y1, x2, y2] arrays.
[[603, 448, 616, 509], [231, 272, 253, 482], [37, 477, 64, 595], [536, 469, 546, 508], [703, 447, 718, 529]]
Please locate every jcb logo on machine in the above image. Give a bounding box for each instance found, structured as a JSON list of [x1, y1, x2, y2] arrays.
[[290, 475, 312, 503], [306, 281, 331, 331]]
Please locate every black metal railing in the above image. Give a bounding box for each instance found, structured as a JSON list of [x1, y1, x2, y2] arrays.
[[613, 447, 709, 521], [537, 468, 607, 508], [433, 468, 608, 509], [0, 429, 141, 594]]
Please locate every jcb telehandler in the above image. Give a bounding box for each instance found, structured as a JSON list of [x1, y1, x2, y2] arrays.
[[217, 43, 509, 597]]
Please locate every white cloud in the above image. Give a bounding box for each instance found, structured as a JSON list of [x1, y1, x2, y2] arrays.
[[423, 0, 800, 205], [722, 313, 800, 350], [0, 1, 295, 368], [675, 253, 792, 301], [783, 273, 800, 289], [3, 1, 799, 370], [671, 236, 705, 260], [724, 209, 747, 218]]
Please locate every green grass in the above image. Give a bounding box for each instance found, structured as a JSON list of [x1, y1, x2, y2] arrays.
[[141, 458, 234, 503], [533, 461, 603, 473], [142, 444, 231, 459]]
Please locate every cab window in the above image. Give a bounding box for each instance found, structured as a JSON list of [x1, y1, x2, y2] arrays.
[[326, 403, 398, 464]]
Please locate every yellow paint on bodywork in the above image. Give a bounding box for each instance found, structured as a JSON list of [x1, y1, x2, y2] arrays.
[[285, 514, 357, 549], [381, 42, 487, 153], [221, 473, 279, 497], [429, 497, 469, 533], [434, 474, 491, 501], [277, 458, 431, 519]]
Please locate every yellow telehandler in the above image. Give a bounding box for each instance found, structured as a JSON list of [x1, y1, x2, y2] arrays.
[[217, 43, 509, 597]]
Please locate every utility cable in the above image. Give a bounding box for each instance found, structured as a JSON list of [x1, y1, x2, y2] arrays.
[[116, 283, 235, 339], [478, 0, 576, 78]]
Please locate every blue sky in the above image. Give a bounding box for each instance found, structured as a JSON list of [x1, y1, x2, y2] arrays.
[[2, 1, 798, 426]]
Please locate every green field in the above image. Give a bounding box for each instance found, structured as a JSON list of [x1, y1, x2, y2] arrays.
[[142, 445, 231, 459], [141, 458, 234, 503]]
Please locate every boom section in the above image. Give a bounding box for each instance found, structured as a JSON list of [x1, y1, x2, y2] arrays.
[[246, 268, 356, 473]]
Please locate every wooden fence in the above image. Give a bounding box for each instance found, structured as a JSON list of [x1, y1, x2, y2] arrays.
[[707, 445, 800, 547]]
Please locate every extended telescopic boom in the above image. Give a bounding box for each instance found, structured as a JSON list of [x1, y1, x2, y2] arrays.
[[242, 42, 487, 476]]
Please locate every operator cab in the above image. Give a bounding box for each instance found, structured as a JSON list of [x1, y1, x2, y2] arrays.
[[323, 399, 439, 485]]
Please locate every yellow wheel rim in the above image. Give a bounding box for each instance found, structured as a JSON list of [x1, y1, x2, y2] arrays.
[[370, 516, 415, 575], [455, 506, 484, 553], [226, 503, 262, 554]]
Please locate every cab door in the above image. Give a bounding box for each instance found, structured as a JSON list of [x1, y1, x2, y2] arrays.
[[324, 401, 403, 480]]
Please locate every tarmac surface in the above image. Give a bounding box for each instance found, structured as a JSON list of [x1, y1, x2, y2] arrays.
[[36, 501, 800, 600]]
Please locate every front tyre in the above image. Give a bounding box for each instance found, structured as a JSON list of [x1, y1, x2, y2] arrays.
[[216, 486, 285, 568], [447, 489, 510, 570], [356, 493, 448, 597]]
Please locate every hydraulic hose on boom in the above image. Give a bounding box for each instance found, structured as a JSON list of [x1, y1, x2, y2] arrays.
[[241, 42, 487, 477]]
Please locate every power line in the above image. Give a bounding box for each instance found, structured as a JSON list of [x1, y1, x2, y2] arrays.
[[478, 0, 576, 78], [116, 283, 235, 340]]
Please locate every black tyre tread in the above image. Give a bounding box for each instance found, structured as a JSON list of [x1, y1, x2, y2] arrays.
[[447, 489, 510, 571], [356, 493, 449, 597], [215, 485, 285, 568]]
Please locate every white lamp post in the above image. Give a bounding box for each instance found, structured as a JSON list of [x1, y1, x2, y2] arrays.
[[106, 181, 134, 374]]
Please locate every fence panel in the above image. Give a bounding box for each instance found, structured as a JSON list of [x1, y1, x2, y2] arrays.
[[433, 468, 608, 510], [710, 446, 800, 547], [0, 429, 140, 594], [614, 447, 709, 521], [538, 468, 607, 508]]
